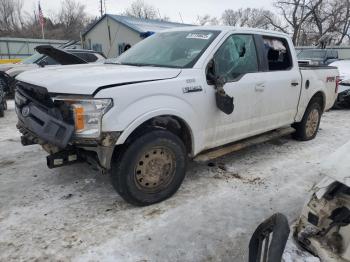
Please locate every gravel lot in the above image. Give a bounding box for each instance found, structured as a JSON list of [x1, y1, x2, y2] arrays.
[[1, 100, 349, 262]]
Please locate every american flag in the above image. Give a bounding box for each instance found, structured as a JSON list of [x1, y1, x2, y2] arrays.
[[38, 2, 44, 27]]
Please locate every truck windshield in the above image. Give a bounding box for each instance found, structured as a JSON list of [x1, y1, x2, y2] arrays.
[[107, 30, 220, 68], [298, 50, 326, 60]]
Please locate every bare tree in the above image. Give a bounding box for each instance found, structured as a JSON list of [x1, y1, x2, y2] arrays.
[[197, 14, 219, 26], [55, 0, 88, 40], [124, 0, 158, 19], [308, 0, 350, 45], [222, 8, 283, 30], [271, 0, 323, 44], [0, 0, 24, 35]]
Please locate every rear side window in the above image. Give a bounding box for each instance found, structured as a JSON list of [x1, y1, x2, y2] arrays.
[[214, 34, 259, 81], [263, 36, 292, 71]]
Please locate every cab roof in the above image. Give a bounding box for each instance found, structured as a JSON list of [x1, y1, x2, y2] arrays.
[[161, 26, 291, 39]]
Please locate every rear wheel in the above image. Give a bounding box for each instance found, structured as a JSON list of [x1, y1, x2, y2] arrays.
[[293, 99, 322, 141], [111, 129, 187, 206]]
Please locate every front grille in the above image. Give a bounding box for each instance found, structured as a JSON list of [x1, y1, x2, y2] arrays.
[[15, 82, 75, 148], [16, 82, 54, 109]]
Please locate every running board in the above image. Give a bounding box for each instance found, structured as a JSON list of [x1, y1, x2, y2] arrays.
[[194, 127, 295, 162]]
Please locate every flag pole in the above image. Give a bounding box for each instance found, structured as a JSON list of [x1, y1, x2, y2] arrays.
[[41, 23, 45, 39], [39, 1, 45, 39]]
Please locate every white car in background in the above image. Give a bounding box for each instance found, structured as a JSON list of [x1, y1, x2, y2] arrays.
[[330, 60, 350, 108]]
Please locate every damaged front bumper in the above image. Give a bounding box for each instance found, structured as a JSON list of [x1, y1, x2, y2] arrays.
[[336, 85, 350, 107], [15, 82, 119, 171]]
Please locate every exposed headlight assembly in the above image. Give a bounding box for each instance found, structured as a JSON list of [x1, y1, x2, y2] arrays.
[[54, 97, 113, 139]]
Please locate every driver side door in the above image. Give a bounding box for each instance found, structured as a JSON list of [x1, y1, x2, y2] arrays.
[[206, 34, 266, 148]]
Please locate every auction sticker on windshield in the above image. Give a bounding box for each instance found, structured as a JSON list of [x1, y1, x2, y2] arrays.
[[186, 33, 213, 40]]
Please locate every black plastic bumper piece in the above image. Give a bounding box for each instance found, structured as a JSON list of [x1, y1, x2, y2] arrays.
[[15, 90, 75, 148], [47, 150, 83, 169]]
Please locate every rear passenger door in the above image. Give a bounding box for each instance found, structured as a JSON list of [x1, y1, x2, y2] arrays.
[[254, 35, 301, 129]]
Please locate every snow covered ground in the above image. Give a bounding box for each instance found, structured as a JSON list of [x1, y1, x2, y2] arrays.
[[0, 100, 349, 262]]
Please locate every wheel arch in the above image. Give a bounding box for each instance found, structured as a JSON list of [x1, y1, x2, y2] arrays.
[[310, 91, 326, 112], [116, 112, 195, 156]]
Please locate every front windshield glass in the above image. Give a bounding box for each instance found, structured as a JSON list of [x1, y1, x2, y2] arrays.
[[107, 30, 220, 68], [21, 52, 44, 64], [297, 50, 326, 60]]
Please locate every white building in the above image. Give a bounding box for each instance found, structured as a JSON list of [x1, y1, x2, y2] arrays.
[[81, 14, 192, 58]]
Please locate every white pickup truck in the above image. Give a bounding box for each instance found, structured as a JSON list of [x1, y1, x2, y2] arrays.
[[14, 27, 339, 206]]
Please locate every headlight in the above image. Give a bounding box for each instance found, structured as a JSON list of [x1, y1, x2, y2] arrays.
[[54, 97, 113, 139]]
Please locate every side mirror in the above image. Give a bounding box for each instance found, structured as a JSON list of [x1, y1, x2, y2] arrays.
[[206, 59, 227, 86], [38, 59, 48, 67], [206, 58, 234, 115]]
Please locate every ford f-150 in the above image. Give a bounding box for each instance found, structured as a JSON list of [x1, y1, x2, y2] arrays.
[[14, 27, 339, 205]]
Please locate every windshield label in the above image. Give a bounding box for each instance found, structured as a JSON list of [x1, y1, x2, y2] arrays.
[[186, 33, 212, 40]]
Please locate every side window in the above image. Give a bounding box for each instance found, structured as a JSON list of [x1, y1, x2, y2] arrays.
[[214, 34, 258, 81], [263, 36, 292, 71]]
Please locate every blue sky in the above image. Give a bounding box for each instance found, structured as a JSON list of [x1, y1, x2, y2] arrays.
[[24, 0, 274, 24]]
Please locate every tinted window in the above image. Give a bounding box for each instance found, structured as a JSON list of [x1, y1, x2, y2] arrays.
[[73, 52, 98, 62], [297, 50, 326, 59], [263, 37, 292, 71], [214, 34, 258, 81]]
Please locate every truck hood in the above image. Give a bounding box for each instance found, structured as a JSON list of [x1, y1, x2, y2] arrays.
[[6, 64, 39, 77], [16, 63, 182, 95], [320, 140, 350, 187]]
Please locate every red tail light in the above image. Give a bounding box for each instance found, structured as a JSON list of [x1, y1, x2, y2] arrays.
[[336, 76, 340, 94]]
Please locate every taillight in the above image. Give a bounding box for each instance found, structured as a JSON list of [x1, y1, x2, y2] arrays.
[[336, 76, 340, 94]]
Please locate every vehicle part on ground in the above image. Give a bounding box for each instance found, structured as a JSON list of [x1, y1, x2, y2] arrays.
[[111, 129, 187, 206], [0, 77, 7, 117], [249, 213, 290, 262], [295, 180, 350, 261]]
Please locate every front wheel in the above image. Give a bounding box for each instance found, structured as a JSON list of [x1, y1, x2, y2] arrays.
[[293, 100, 322, 141], [111, 130, 187, 206]]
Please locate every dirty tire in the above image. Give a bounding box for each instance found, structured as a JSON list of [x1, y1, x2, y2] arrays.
[[293, 99, 322, 141], [111, 130, 187, 206]]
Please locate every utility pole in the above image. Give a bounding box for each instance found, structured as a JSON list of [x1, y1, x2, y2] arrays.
[[99, 0, 103, 17]]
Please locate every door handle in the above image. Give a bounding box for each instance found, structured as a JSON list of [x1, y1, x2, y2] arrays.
[[291, 81, 299, 87], [255, 82, 265, 92]]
